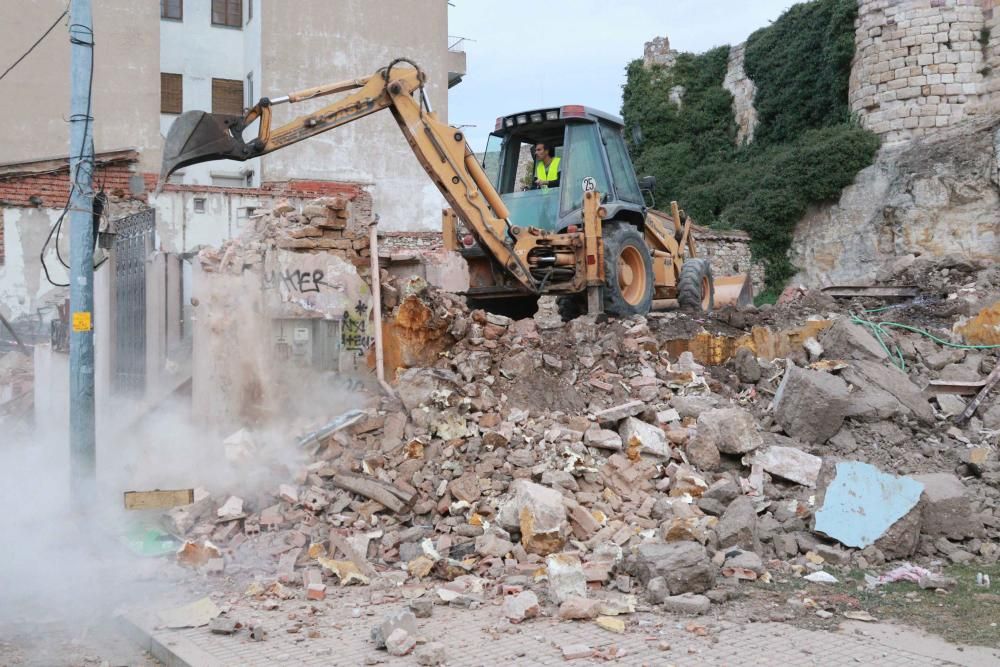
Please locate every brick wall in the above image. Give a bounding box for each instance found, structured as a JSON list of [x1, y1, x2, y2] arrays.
[[0, 158, 140, 266], [850, 0, 995, 144]]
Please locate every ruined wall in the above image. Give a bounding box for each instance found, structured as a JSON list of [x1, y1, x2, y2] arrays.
[[693, 227, 766, 296], [850, 0, 997, 145], [790, 115, 999, 286], [722, 44, 759, 144], [0, 157, 144, 322], [191, 196, 375, 429]]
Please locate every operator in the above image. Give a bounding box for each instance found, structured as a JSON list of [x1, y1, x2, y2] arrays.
[[533, 142, 561, 189]]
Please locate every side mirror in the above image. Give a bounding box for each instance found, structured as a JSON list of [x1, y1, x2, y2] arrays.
[[639, 175, 656, 209], [630, 125, 643, 146]]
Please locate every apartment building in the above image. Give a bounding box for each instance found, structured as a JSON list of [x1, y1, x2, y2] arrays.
[[0, 0, 465, 323]]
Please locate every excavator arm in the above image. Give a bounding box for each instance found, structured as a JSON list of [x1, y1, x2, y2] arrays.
[[160, 59, 536, 290]]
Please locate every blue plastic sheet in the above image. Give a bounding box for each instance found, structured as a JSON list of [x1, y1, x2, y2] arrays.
[[813, 461, 923, 548]]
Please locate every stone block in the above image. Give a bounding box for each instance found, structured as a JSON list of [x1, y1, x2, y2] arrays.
[[695, 407, 763, 454], [772, 365, 850, 444], [630, 541, 715, 595], [912, 473, 984, 540]]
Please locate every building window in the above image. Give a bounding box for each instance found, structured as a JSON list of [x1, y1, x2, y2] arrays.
[[246, 72, 254, 109], [212, 78, 244, 116], [193, 198, 206, 213], [211, 0, 242, 28], [161, 73, 182, 114], [160, 0, 182, 20], [247, 0, 252, 24]]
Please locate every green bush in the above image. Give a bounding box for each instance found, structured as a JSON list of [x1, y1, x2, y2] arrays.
[[744, 0, 859, 144], [621, 0, 878, 295]]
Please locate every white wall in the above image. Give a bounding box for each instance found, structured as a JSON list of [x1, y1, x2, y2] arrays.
[[152, 190, 261, 255], [260, 0, 452, 232], [159, 0, 261, 187], [0, 207, 69, 321]]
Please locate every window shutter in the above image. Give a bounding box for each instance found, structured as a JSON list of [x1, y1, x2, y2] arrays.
[[212, 78, 244, 116], [161, 0, 182, 20], [161, 73, 182, 114], [212, 0, 242, 27]]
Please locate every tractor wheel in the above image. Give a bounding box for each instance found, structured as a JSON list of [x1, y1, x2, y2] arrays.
[[677, 258, 715, 312], [602, 222, 654, 317]]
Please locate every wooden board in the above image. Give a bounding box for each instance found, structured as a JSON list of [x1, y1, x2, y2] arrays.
[[124, 489, 194, 510]]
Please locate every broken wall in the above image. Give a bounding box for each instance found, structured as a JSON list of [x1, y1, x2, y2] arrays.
[[191, 198, 376, 430], [790, 114, 1000, 286]]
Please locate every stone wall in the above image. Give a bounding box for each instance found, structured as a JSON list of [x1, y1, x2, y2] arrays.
[[692, 226, 766, 296], [850, 0, 997, 145]]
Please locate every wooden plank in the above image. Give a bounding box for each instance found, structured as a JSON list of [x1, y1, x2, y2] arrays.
[[955, 364, 1000, 426], [124, 489, 194, 510]]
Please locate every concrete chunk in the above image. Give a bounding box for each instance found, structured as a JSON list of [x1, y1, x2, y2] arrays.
[[498, 480, 568, 555], [546, 553, 587, 604], [696, 407, 763, 454], [773, 365, 849, 444], [912, 473, 984, 540], [631, 541, 715, 595], [618, 417, 671, 458], [841, 360, 934, 424], [594, 401, 646, 424], [750, 443, 822, 487], [820, 318, 889, 361]]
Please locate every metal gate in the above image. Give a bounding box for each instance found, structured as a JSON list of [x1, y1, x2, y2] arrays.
[[112, 208, 155, 395]]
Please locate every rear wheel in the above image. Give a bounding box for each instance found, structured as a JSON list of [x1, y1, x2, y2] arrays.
[[602, 222, 654, 317], [677, 258, 715, 312]]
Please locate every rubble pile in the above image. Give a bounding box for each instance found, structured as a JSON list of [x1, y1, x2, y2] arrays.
[[159, 255, 1000, 642]]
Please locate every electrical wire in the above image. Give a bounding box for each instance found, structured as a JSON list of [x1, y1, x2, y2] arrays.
[[41, 18, 95, 287], [850, 313, 1000, 371], [0, 8, 68, 83]]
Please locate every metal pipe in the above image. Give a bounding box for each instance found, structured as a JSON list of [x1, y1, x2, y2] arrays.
[[368, 216, 394, 396]]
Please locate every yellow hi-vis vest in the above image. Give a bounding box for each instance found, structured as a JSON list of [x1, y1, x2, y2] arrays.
[[535, 157, 560, 186]]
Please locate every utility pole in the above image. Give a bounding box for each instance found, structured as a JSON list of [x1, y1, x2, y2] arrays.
[[68, 0, 96, 505]]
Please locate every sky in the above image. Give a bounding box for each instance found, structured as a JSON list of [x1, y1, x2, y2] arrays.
[[448, 0, 795, 150]]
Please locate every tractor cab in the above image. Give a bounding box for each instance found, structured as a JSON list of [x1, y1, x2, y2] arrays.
[[481, 105, 649, 235]]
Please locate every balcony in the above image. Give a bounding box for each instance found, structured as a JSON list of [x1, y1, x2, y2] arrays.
[[447, 35, 469, 89]]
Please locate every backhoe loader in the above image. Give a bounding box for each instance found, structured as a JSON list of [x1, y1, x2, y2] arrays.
[[160, 59, 752, 317]]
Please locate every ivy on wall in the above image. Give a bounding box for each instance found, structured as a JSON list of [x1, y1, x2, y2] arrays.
[[622, 0, 879, 300]]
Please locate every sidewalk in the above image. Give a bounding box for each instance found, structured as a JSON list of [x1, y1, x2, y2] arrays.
[[120, 587, 1000, 667]]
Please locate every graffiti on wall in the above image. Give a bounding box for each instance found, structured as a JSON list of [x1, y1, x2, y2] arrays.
[[341, 298, 372, 355]]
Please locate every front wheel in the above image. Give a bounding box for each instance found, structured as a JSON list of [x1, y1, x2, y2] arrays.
[[602, 222, 654, 317], [677, 258, 715, 312]]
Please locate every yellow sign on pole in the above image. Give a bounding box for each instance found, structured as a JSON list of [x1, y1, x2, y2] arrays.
[[72, 311, 92, 332]]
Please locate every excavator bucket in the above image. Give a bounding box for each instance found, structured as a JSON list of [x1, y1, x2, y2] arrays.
[[713, 273, 754, 308], [158, 110, 249, 186]]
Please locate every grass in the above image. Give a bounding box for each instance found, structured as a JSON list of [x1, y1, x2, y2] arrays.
[[772, 564, 1000, 647]]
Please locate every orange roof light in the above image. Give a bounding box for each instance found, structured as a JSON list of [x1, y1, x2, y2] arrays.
[[561, 105, 586, 118]]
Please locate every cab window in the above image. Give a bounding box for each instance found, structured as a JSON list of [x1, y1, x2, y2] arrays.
[[560, 122, 611, 214], [600, 122, 643, 204]]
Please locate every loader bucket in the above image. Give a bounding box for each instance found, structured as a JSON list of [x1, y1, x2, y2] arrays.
[[713, 273, 754, 308], [158, 110, 249, 187]]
